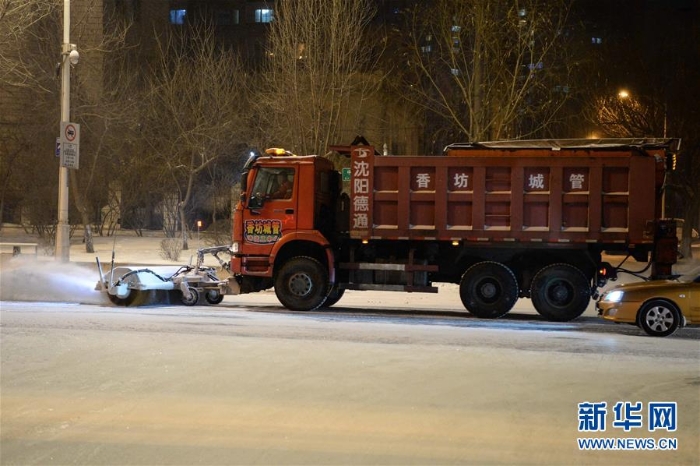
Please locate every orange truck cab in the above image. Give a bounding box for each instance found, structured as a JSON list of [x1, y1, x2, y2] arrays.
[[231, 150, 340, 309]]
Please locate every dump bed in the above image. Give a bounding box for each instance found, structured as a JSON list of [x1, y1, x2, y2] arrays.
[[348, 140, 678, 247]]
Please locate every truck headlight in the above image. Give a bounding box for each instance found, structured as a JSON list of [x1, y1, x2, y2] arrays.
[[602, 290, 624, 303], [231, 242, 239, 254]]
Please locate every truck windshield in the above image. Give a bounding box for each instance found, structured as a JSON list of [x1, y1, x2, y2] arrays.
[[251, 168, 295, 201]]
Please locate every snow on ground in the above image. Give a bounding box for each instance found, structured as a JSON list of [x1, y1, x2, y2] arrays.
[[0, 227, 191, 304], [1, 224, 698, 310]]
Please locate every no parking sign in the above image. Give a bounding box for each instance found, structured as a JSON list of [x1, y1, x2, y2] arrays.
[[59, 121, 80, 169]]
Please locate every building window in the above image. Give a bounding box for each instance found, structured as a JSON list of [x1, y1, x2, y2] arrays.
[[170, 9, 186, 25], [591, 37, 602, 44], [255, 8, 273, 23], [216, 9, 240, 25]]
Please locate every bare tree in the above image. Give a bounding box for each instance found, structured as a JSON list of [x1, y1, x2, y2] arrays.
[[258, 0, 377, 156], [591, 92, 666, 138], [400, 0, 574, 147], [0, 0, 132, 255], [0, 0, 58, 91], [587, 89, 700, 258], [137, 24, 250, 250], [0, 0, 59, 231]]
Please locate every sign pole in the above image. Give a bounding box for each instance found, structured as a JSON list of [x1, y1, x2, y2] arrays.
[[56, 0, 71, 262]]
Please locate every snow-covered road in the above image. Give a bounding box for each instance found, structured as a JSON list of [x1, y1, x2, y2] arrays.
[[1, 298, 698, 465]]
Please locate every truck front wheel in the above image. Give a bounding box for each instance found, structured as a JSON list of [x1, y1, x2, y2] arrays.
[[275, 256, 329, 311], [530, 264, 590, 321], [459, 261, 519, 318], [322, 285, 345, 308]]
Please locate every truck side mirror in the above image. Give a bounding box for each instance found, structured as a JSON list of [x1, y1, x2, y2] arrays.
[[248, 194, 264, 209]]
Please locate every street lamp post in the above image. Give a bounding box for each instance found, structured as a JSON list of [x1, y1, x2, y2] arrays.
[[56, 0, 72, 262]]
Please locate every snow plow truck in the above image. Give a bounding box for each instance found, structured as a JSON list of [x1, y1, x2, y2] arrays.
[[225, 137, 681, 321]]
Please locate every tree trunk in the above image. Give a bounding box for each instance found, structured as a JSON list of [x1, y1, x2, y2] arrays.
[[70, 170, 95, 253], [179, 201, 189, 251]]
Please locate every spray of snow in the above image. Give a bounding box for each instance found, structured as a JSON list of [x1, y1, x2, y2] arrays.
[[0, 256, 109, 305]]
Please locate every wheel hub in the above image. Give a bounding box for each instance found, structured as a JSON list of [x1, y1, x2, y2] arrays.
[[549, 282, 573, 305], [478, 280, 498, 300], [288, 273, 313, 297], [646, 307, 672, 330]]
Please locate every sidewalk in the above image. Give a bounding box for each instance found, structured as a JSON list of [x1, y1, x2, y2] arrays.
[[0, 225, 221, 266]]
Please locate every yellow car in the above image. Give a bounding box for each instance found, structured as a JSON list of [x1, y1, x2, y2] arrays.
[[597, 274, 700, 337]]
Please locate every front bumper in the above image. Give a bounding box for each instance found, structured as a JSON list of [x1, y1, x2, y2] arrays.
[[597, 300, 640, 323]]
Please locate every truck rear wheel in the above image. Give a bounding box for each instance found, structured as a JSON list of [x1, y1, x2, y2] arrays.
[[275, 256, 329, 311], [459, 261, 519, 318], [530, 264, 590, 321]]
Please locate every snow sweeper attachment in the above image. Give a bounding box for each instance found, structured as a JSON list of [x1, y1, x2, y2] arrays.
[[95, 245, 239, 306]]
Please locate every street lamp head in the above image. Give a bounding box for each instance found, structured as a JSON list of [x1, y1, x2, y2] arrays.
[[68, 45, 79, 65], [618, 89, 629, 99]]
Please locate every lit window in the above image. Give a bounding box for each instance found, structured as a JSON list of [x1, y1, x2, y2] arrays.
[[591, 37, 602, 44], [451, 68, 460, 76], [421, 45, 432, 53], [451, 25, 461, 33], [255, 9, 273, 23], [169, 9, 186, 25]]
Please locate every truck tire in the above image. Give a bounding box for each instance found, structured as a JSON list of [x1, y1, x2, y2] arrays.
[[322, 285, 345, 308], [530, 264, 590, 321], [275, 256, 329, 311], [459, 261, 519, 318]]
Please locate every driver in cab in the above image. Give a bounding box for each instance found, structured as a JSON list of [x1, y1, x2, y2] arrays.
[[269, 173, 293, 199]]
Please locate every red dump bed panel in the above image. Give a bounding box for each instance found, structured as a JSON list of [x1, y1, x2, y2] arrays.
[[348, 145, 665, 246]]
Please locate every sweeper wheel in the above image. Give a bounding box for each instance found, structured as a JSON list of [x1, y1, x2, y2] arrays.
[[108, 289, 139, 306], [204, 290, 224, 305], [181, 287, 200, 306]]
